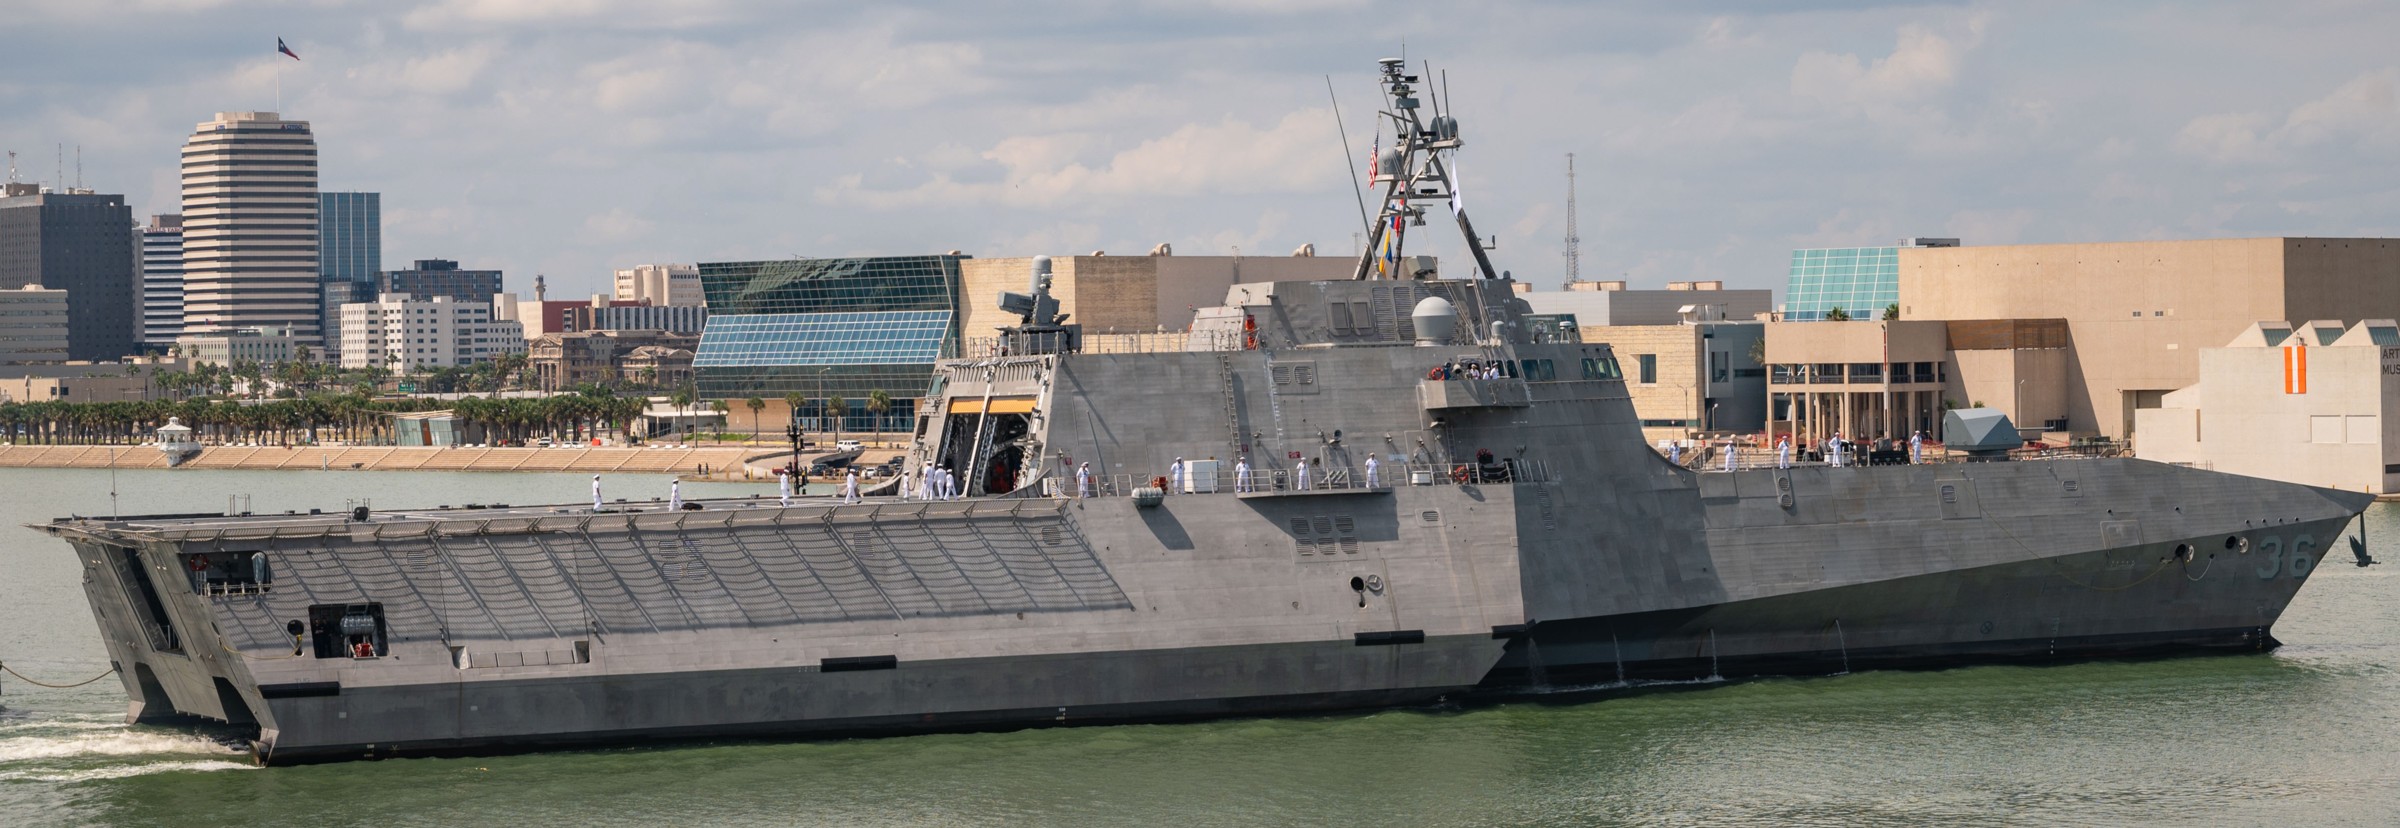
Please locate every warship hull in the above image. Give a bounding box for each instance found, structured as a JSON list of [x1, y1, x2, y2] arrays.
[[38, 450, 2365, 764]]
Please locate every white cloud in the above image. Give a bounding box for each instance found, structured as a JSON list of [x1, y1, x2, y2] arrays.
[[818, 108, 1342, 210], [6, 2, 2399, 302], [1790, 21, 1982, 108], [2175, 68, 2400, 164]]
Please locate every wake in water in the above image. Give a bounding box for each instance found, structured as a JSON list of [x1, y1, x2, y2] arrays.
[[0, 712, 253, 784]]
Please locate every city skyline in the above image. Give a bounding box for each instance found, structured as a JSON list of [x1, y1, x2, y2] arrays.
[[3, 2, 2397, 304]]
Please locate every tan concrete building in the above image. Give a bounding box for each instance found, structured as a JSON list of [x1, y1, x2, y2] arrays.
[[1583, 322, 1765, 443], [2, 374, 156, 404], [527, 330, 698, 392], [1764, 318, 2070, 447], [2137, 320, 2400, 494], [1520, 279, 1773, 327], [1900, 238, 2400, 439], [957, 254, 1361, 343]]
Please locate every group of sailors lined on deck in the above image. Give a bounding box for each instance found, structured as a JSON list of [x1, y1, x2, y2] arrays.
[[1073, 453, 1381, 498], [1668, 430, 1931, 471], [1427, 360, 1506, 381], [901, 464, 962, 501]]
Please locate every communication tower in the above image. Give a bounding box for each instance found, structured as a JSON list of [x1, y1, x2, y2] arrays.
[[1563, 153, 1582, 288]]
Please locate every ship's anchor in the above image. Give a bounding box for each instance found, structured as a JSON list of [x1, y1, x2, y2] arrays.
[[2349, 513, 2378, 568]]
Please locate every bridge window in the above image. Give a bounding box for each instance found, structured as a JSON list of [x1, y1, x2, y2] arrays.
[[182, 551, 271, 595]]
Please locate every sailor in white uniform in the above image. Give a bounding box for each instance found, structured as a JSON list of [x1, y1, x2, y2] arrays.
[[1168, 457, 1184, 494], [1776, 436, 1791, 469], [1723, 440, 1738, 472], [1364, 455, 1379, 488], [1077, 462, 1092, 498], [1909, 430, 1924, 465], [668, 479, 682, 511], [778, 469, 793, 506], [843, 468, 859, 504], [592, 474, 604, 510], [1295, 459, 1311, 491], [1235, 457, 1253, 493]]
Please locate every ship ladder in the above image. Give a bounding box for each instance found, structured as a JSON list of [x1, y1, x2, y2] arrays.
[[1216, 353, 1244, 460]]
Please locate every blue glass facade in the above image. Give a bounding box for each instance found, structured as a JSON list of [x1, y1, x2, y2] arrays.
[[318, 192, 380, 285], [1783, 246, 1897, 321], [694, 255, 967, 430], [697, 311, 952, 366]]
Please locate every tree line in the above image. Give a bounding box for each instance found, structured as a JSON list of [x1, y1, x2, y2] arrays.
[[0, 387, 644, 447]]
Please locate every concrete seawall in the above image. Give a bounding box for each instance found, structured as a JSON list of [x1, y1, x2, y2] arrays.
[[0, 445, 765, 475]]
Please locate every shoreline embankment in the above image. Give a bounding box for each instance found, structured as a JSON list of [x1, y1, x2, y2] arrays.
[[0, 444, 774, 477]]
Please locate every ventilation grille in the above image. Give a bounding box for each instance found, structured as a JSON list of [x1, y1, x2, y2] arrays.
[[1292, 513, 1361, 557], [1421, 510, 1441, 524], [1041, 525, 1063, 546], [1940, 485, 1958, 504], [1271, 363, 1318, 386]]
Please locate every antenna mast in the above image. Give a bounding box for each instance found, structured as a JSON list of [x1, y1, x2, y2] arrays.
[[1563, 153, 1581, 288], [1350, 58, 1500, 281]]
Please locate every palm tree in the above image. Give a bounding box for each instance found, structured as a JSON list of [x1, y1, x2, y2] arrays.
[[708, 399, 730, 438], [783, 391, 806, 438], [746, 397, 766, 442], [826, 394, 847, 443], [865, 389, 891, 441], [670, 389, 695, 445]]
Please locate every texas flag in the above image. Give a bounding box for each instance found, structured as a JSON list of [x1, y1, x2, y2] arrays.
[[278, 38, 300, 61]]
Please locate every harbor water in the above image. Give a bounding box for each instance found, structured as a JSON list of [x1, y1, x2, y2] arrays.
[[1, 468, 2393, 827]]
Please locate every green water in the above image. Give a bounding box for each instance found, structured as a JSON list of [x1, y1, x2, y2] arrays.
[[1, 468, 2393, 827]]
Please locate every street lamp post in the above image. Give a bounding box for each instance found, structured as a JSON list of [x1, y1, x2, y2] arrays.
[[785, 422, 802, 481], [815, 367, 831, 434]]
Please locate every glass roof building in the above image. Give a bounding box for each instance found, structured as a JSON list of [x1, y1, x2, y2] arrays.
[[1782, 246, 1898, 322], [1783, 238, 1958, 321], [694, 255, 967, 432]]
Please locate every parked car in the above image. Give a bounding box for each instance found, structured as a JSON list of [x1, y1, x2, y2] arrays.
[[835, 439, 863, 453]]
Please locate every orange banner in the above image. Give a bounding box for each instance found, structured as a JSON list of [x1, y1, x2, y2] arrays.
[[2284, 344, 2308, 394]]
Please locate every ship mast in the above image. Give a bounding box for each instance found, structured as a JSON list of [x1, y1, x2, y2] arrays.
[[1350, 58, 1500, 281]]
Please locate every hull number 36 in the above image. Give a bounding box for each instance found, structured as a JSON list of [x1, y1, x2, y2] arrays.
[[2252, 535, 2316, 580]]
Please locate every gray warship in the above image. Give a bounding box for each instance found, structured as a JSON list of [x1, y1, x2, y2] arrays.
[[32, 60, 2372, 764]]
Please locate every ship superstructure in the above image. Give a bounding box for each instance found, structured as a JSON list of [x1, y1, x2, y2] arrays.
[[31, 60, 2371, 764]]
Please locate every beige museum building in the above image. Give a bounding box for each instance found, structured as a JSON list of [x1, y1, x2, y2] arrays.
[[2137, 320, 2400, 494], [1897, 237, 2400, 440]]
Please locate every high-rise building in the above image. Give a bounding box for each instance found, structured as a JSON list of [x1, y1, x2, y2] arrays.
[[318, 192, 379, 361], [377, 258, 501, 303], [338, 293, 524, 370], [180, 111, 321, 345], [571, 302, 707, 335], [613, 263, 704, 307], [0, 284, 71, 365], [140, 214, 184, 351], [0, 182, 139, 360]]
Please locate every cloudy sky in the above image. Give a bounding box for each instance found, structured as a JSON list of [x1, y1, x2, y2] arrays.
[[7, 1, 2398, 302]]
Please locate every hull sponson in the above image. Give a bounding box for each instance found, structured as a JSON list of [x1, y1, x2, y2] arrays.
[[250, 636, 1488, 762], [1486, 513, 2355, 687]]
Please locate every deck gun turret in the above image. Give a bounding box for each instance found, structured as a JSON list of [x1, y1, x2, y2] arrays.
[[997, 254, 1081, 355]]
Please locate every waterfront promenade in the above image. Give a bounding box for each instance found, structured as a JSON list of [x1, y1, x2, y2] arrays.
[[0, 444, 764, 475]]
